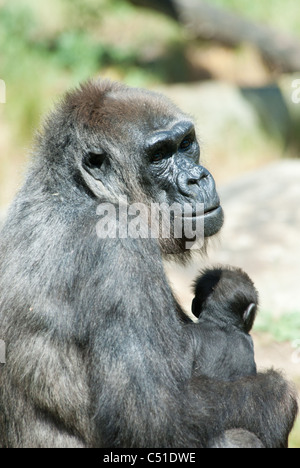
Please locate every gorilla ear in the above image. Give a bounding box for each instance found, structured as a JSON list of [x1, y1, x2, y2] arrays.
[[243, 303, 256, 332], [82, 150, 109, 180]]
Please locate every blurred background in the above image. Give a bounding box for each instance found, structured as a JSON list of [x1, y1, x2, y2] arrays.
[[0, 0, 299, 446]]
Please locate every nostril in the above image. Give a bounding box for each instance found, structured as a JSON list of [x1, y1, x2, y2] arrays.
[[187, 177, 200, 186]]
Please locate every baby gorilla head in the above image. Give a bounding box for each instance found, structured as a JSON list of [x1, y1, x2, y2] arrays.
[[192, 266, 258, 333], [191, 266, 258, 382]]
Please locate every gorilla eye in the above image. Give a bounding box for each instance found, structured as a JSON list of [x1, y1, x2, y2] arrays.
[[152, 152, 164, 163], [180, 137, 193, 151], [151, 144, 171, 163]]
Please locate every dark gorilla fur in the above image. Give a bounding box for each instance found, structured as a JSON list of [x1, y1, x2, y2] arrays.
[[0, 80, 297, 448], [191, 266, 258, 381]]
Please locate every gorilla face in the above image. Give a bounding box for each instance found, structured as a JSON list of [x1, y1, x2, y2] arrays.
[[45, 81, 224, 251], [145, 119, 223, 239]]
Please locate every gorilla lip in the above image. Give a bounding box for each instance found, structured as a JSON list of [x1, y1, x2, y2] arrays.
[[204, 205, 222, 217], [183, 205, 222, 218]]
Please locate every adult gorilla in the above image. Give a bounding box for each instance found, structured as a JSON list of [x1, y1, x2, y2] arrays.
[[0, 80, 297, 448]]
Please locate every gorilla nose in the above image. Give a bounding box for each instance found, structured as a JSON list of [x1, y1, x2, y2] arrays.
[[177, 165, 209, 197]]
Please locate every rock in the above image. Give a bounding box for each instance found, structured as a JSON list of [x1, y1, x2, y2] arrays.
[[156, 81, 260, 143]]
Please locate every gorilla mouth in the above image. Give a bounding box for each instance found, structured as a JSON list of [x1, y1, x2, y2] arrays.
[[182, 205, 222, 218], [181, 204, 224, 239], [204, 205, 222, 217]]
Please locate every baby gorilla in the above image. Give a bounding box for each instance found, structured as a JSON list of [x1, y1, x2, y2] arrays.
[[191, 266, 258, 381]]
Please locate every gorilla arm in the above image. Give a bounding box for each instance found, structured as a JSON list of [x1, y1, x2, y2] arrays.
[[186, 366, 297, 448]]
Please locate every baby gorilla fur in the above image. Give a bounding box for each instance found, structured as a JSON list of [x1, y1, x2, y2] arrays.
[[192, 266, 258, 381]]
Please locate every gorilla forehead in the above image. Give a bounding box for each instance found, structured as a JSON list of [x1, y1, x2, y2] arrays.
[[64, 79, 188, 137]]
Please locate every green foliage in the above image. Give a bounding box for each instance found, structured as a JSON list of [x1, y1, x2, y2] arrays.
[[51, 31, 101, 75], [0, 0, 182, 141], [290, 418, 300, 449], [254, 310, 300, 342], [1, 0, 300, 144], [211, 0, 300, 36]]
